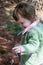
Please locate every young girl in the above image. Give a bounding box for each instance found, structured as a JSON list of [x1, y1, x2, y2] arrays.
[[12, 2, 43, 65]]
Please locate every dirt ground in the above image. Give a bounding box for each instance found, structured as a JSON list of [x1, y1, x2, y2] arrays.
[[0, 1, 21, 65]]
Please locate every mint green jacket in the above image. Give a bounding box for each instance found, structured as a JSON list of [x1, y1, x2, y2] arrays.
[[21, 22, 43, 65]]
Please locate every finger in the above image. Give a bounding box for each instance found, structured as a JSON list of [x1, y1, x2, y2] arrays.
[[14, 49, 21, 53], [12, 47, 18, 50]]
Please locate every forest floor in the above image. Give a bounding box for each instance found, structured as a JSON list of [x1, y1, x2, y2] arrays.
[[0, 1, 20, 65]]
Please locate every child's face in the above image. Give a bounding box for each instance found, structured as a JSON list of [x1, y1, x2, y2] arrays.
[[17, 14, 31, 28]]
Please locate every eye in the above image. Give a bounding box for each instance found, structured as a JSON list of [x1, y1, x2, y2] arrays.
[[19, 20, 24, 23]]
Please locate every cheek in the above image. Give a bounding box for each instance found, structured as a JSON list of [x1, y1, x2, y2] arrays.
[[23, 22, 29, 25]]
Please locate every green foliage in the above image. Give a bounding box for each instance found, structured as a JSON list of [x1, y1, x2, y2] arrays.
[[0, 50, 6, 54], [5, 22, 23, 36], [40, 20, 43, 24], [6, 23, 22, 30]]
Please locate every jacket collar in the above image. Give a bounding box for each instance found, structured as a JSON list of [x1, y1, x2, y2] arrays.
[[22, 19, 40, 35]]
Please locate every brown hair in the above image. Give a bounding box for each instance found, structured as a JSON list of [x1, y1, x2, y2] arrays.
[[13, 2, 36, 21]]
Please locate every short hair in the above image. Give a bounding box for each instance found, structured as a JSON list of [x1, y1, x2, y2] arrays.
[[13, 2, 36, 21]]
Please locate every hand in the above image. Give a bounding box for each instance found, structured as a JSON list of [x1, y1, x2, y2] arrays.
[[12, 46, 21, 54]]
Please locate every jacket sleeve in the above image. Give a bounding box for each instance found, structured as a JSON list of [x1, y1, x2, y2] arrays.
[[21, 29, 40, 55]]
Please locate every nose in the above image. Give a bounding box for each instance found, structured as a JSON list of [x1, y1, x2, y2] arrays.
[[20, 22, 23, 24]]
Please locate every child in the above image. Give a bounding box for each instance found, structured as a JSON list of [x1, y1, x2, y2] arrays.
[[12, 2, 43, 65]]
